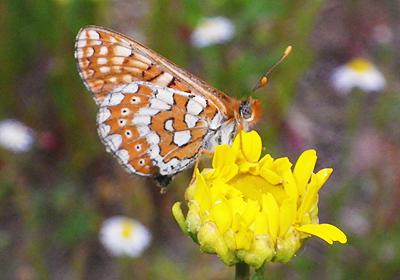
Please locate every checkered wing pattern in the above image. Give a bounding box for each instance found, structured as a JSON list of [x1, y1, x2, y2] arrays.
[[75, 26, 239, 179]]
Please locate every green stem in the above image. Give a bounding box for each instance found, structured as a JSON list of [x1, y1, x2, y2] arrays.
[[252, 265, 265, 280], [235, 262, 250, 280]]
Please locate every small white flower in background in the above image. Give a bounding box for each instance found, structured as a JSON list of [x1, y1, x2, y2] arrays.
[[191, 16, 235, 48], [0, 119, 34, 153], [331, 58, 386, 95], [99, 216, 151, 257]]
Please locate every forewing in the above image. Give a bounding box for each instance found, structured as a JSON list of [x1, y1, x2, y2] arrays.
[[97, 82, 215, 176], [74, 25, 235, 116]]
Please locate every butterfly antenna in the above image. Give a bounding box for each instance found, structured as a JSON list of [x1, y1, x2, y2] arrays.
[[252, 45, 292, 92]]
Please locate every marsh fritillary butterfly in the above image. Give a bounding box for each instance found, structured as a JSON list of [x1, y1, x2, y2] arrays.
[[74, 26, 263, 186]]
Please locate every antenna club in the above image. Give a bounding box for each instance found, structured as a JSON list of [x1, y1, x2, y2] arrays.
[[284, 46, 293, 56], [260, 76, 268, 87]]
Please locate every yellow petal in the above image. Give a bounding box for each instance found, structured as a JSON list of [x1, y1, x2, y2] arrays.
[[273, 157, 292, 173], [194, 170, 211, 212], [279, 198, 296, 237], [242, 200, 259, 227], [297, 174, 319, 218], [235, 226, 253, 250], [218, 164, 239, 182], [210, 200, 232, 234], [259, 154, 274, 168], [172, 202, 188, 235], [297, 224, 347, 244], [263, 194, 279, 240], [282, 169, 298, 200], [253, 212, 269, 235], [315, 168, 333, 191], [260, 166, 282, 185], [241, 130, 262, 162], [293, 150, 317, 195], [212, 144, 235, 169]]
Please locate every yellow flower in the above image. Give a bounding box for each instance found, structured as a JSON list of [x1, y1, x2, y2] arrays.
[[173, 131, 346, 268]]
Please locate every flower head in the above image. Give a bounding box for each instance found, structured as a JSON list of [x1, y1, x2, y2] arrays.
[[191, 16, 235, 48], [173, 131, 346, 268], [331, 58, 385, 94], [99, 216, 151, 257], [0, 119, 34, 153]]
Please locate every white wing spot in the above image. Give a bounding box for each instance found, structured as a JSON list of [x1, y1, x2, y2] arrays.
[[113, 45, 132, 57], [149, 145, 160, 161], [134, 53, 152, 65], [75, 49, 84, 58], [165, 119, 174, 132], [210, 112, 224, 130], [86, 47, 94, 57], [98, 124, 110, 138], [137, 126, 150, 136], [122, 75, 133, 83], [112, 57, 125, 65], [105, 134, 122, 151], [138, 107, 159, 116], [133, 115, 151, 126], [78, 31, 87, 40], [87, 30, 100, 39], [146, 132, 160, 145], [99, 66, 110, 74], [150, 98, 171, 110], [77, 40, 86, 48], [99, 46, 108, 55], [102, 92, 125, 106], [98, 108, 111, 123], [97, 57, 108, 65], [193, 96, 207, 107], [108, 76, 117, 83], [121, 83, 139, 94], [187, 99, 203, 115], [150, 72, 174, 86], [185, 114, 199, 128], [125, 164, 136, 173], [115, 149, 129, 164], [156, 89, 174, 105], [173, 131, 191, 147]]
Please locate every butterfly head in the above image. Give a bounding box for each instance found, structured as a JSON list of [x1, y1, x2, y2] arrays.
[[239, 97, 262, 129]]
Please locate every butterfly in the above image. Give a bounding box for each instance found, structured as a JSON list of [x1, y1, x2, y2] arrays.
[[74, 26, 262, 186]]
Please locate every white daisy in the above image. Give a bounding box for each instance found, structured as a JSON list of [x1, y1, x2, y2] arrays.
[[191, 16, 235, 48], [0, 119, 34, 153], [99, 216, 151, 257], [331, 58, 386, 95]]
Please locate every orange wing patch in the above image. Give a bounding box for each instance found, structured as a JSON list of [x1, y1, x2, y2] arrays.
[[75, 27, 193, 105]]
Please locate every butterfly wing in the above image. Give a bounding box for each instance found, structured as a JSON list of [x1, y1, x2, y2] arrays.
[[97, 81, 212, 176], [75, 26, 238, 178], [74, 26, 236, 114]]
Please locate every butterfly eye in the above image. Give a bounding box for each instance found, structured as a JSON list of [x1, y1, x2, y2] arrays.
[[239, 100, 253, 121]]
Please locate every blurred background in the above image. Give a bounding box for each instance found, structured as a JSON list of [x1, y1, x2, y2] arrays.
[[1, 0, 400, 279]]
